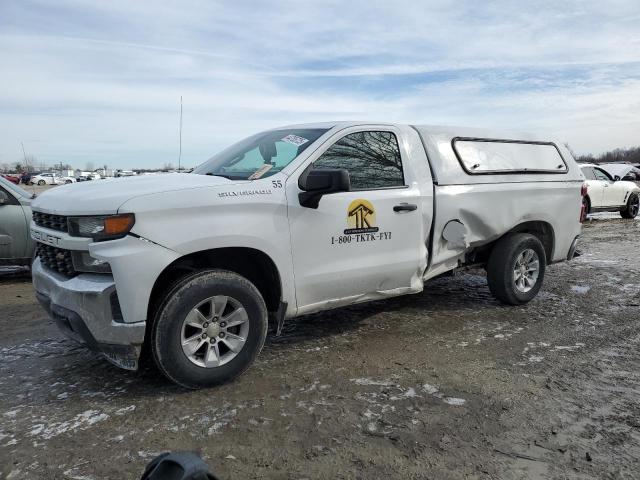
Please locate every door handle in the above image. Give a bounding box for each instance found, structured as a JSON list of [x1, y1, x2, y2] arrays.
[[393, 203, 417, 212]]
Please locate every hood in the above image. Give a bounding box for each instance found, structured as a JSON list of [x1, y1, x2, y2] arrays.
[[598, 163, 637, 180], [32, 173, 244, 215]]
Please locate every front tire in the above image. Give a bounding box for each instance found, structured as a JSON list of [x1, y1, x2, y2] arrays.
[[37, 180, 45, 186], [486, 233, 546, 305], [620, 193, 639, 219], [151, 269, 268, 389]]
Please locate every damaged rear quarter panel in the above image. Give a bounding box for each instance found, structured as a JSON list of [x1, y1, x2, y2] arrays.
[[428, 181, 583, 276]]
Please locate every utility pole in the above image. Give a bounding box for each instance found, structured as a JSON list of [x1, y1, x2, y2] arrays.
[[178, 96, 183, 172], [21, 142, 28, 171]]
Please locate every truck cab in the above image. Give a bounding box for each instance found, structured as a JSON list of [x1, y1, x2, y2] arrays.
[[30, 122, 584, 388]]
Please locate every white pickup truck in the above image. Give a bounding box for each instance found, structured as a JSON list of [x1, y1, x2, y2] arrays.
[[31, 122, 584, 388]]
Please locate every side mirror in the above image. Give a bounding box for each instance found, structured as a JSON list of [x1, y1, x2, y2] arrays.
[[298, 168, 350, 208], [614, 175, 621, 182], [0, 190, 8, 205]]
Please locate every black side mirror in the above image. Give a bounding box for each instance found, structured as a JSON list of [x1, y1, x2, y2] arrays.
[[614, 175, 621, 182], [298, 167, 350, 208]]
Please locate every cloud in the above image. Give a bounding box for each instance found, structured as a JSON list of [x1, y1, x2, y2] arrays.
[[1, 0, 639, 168]]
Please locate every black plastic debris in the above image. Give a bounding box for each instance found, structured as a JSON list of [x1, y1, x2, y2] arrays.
[[141, 452, 220, 480]]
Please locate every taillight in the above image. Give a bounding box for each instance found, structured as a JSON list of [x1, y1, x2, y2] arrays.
[[580, 182, 588, 222]]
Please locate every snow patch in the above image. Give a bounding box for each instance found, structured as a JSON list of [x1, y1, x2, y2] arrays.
[[351, 378, 394, 386], [571, 285, 591, 294], [29, 410, 109, 440]]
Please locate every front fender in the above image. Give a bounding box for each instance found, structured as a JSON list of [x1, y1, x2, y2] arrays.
[[117, 183, 296, 315]]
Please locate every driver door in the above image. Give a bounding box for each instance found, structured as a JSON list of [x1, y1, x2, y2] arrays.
[[0, 186, 29, 260], [286, 127, 426, 312]]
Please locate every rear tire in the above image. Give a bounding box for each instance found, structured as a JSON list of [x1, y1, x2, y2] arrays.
[[151, 269, 268, 389], [37, 180, 45, 186], [486, 233, 546, 305], [620, 193, 639, 219]]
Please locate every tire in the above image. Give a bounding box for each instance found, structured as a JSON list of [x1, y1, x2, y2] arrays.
[[486, 233, 546, 305], [37, 180, 45, 186], [65, 180, 72, 184], [620, 193, 639, 219], [151, 269, 268, 389]]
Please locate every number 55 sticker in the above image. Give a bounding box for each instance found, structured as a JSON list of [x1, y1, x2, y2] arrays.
[[271, 180, 283, 188]]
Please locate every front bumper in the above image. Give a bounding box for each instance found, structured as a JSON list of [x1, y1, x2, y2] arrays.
[[32, 258, 145, 370]]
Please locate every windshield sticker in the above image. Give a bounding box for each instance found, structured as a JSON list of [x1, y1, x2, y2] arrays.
[[248, 164, 274, 180], [331, 199, 392, 245], [281, 134, 309, 147]]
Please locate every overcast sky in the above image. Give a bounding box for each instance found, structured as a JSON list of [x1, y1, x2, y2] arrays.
[[1, 0, 639, 169]]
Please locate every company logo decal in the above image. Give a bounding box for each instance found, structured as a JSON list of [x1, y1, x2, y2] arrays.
[[331, 199, 392, 246], [345, 199, 378, 234]]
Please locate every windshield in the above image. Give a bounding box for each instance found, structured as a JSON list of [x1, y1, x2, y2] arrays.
[[192, 128, 328, 180]]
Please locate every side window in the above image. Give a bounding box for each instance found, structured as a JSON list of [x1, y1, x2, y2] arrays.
[[593, 168, 611, 181], [314, 131, 405, 190], [581, 167, 596, 180]]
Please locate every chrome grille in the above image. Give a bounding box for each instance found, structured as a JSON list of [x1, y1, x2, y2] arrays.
[[32, 211, 68, 233], [36, 243, 77, 277]]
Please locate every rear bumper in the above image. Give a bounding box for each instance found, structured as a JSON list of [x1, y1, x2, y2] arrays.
[[32, 258, 145, 370]]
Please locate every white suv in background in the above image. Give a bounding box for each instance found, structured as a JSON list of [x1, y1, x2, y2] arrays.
[[580, 164, 640, 218]]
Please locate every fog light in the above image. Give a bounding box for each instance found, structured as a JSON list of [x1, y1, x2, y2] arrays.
[[71, 251, 112, 273]]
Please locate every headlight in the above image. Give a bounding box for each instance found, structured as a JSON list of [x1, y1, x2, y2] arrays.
[[68, 214, 135, 241], [71, 251, 112, 273]]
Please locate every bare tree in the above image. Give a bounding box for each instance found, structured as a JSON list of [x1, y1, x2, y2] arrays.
[[314, 131, 404, 189], [575, 146, 640, 165]]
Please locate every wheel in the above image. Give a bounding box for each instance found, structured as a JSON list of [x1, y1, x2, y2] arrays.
[[65, 179, 72, 184], [37, 180, 45, 185], [151, 269, 268, 389], [486, 233, 546, 305], [620, 193, 639, 219]]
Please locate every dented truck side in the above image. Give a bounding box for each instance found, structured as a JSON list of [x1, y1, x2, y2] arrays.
[[30, 122, 584, 388]]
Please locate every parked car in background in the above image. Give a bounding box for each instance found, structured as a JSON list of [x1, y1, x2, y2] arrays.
[[20, 172, 40, 184], [0, 176, 35, 266], [580, 164, 640, 218], [1, 174, 20, 185], [599, 163, 640, 182], [31, 122, 584, 388], [30, 173, 76, 185], [30, 173, 59, 185], [75, 175, 91, 182]]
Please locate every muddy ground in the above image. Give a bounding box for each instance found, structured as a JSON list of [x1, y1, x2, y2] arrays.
[[1, 216, 639, 479]]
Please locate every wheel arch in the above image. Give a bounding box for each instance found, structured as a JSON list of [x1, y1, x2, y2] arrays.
[[505, 220, 555, 261], [147, 247, 283, 325]]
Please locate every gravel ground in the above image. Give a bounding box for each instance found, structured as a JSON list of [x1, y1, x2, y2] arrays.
[[1, 216, 639, 479]]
